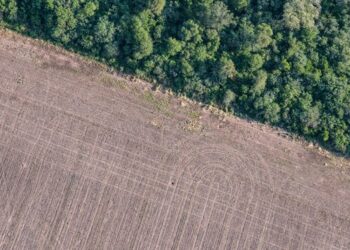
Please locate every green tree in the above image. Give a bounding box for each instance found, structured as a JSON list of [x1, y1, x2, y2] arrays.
[[51, 5, 77, 43], [198, 1, 233, 31], [0, 0, 17, 21], [95, 16, 115, 44], [127, 15, 153, 60], [251, 70, 267, 95], [150, 0, 165, 15], [228, 0, 249, 11], [283, 0, 321, 30], [223, 89, 236, 109], [215, 53, 236, 82]]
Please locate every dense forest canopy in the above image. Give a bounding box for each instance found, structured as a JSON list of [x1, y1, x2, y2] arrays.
[[1, 0, 349, 154]]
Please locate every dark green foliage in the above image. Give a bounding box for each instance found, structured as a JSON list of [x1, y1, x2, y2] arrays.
[[2, 0, 350, 154], [0, 0, 17, 21]]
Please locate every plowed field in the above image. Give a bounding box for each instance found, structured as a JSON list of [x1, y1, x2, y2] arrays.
[[1, 29, 350, 250]]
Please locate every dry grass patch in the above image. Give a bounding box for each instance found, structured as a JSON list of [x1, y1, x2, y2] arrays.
[[182, 110, 203, 132], [99, 73, 128, 90], [142, 91, 172, 116]]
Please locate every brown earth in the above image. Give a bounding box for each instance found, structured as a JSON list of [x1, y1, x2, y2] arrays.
[[0, 28, 350, 250]]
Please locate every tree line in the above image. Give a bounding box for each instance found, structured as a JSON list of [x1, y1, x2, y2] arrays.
[[1, 0, 349, 154]]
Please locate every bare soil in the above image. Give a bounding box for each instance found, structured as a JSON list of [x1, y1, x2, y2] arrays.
[[0, 29, 350, 250]]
